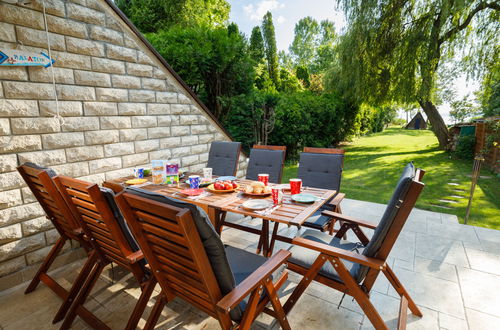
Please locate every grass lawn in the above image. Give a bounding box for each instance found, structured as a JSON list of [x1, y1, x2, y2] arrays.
[[283, 127, 500, 229]]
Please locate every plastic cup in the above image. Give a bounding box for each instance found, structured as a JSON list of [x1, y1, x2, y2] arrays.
[[203, 167, 213, 181], [289, 178, 302, 195], [271, 187, 283, 205], [189, 175, 201, 189], [258, 173, 269, 186], [134, 168, 144, 178]]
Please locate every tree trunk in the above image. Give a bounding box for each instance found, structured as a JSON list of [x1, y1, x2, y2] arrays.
[[418, 99, 449, 149]]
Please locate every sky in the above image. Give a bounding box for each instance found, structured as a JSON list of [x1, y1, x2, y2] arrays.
[[227, 0, 479, 124]]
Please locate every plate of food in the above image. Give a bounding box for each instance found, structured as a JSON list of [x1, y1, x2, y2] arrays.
[[241, 199, 272, 211], [242, 181, 272, 196], [178, 189, 204, 196], [291, 193, 319, 203], [125, 178, 148, 185], [207, 180, 239, 193]]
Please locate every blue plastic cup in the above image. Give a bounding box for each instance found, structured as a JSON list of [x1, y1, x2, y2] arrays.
[[188, 175, 201, 189]]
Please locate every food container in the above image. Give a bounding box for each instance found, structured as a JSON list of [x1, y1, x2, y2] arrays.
[[151, 160, 165, 184], [165, 163, 179, 185]]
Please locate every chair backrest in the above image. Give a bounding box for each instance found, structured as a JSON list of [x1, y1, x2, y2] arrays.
[[353, 163, 424, 283], [115, 187, 243, 321], [53, 175, 142, 272], [17, 163, 81, 240], [297, 148, 344, 190], [246, 145, 286, 183], [206, 141, 242, 176]]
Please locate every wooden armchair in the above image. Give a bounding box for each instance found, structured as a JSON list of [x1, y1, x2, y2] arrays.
[[114, 187, 292, 330], [283, 163, 425, 329], [53, 176, 156, 330]]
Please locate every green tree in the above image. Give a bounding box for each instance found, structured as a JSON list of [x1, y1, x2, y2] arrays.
[[332, 0, 500, 148], [295, 66, 311, 88], [289, 17, 320, 69], [450, 96, 480, 124], [116, 0, 230, 32], [249, 26, 265, 64], [262, 11, 279, 87], [478, 60, 500, 117]]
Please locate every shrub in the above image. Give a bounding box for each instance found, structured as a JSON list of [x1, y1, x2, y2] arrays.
[[454, 135, 476, 159]]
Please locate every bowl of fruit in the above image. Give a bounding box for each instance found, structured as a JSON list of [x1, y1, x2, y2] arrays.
[[207, 180, 239, 193]]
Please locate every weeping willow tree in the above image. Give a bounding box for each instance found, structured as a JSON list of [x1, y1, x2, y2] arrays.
[[330, 0, 500, 148]]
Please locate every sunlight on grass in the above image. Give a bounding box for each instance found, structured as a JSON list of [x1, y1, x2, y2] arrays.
[[284, 127, 500, 229]]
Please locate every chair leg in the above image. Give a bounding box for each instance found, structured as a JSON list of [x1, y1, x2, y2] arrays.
[[383, 266, 422, 317], [124, 277, 157, 330], [239, 286, 262, 330], [60, 261, 106, 330], [25, 236, 66, 294], [53, 250, 98, 323], [143, 295, 166, 330], [267, 222, 280, 257], [264, 278, 291, 330]]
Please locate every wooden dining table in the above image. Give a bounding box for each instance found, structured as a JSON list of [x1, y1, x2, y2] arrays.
[[103, 176, 337, 257]]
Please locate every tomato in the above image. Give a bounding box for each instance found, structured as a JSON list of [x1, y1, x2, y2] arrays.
[[224, 182, 233, 190], [231, 181, 238, 189], [214, 182, 223, 190]]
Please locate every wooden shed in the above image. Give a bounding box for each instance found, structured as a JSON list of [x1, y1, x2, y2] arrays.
[[405, 112, 427, 129]]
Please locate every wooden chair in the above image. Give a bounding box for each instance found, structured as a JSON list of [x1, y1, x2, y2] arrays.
[[246, 145, 286, 184], [206, 141, 242, 176], [114, 187, 292, 330], [283, 163, 425, 329], [53, 176, 156, 330]]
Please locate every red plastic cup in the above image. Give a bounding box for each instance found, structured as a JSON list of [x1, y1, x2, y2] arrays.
[[258, 173, 269, 186], [289, 178, 302, 195], [271, 187, 283, 205]]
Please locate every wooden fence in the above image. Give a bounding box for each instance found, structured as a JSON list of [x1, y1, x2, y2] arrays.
[[475, 120, 500, 174]]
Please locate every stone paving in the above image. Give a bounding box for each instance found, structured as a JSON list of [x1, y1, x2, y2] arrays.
[[0, 199, 499, 329]]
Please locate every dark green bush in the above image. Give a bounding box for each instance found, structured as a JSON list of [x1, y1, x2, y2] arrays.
[[454, 135, 476, 159]]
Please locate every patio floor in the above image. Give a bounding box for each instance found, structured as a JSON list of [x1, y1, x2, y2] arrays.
[[0, 199, 499, 329]]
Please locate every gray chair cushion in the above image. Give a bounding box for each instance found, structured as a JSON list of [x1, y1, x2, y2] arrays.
[[207, 141, 241, 176], [23, 162, 57, 177], [297, 152, 343, 191], [246, 149, 285, 183], [302, 209, 331, 230], [288, 229, 364, 282]]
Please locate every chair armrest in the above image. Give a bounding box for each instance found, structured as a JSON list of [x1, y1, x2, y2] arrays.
[[126, 250, 144, 263], [328, 193, 345, 207], [292, 236, 385, 269], [321, 210, 377, 230], [216, 249, 291, 313]]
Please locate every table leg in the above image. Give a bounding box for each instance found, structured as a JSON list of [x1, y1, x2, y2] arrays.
[[209, 207, 225, 235], [260, 220, 269, 257], [268, 222, 280, 257]]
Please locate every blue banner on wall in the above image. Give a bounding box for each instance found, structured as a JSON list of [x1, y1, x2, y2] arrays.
[[0, 49, 55, 67]]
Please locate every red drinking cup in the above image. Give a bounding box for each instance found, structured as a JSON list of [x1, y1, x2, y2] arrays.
[[271, 187, 283, 205], [258, 173, 269, 186], [289, 178, 302, 195]]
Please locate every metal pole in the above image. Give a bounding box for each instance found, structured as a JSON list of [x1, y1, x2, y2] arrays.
[[464, 155, 484, 224]]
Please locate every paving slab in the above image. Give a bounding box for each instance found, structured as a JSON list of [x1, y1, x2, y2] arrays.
[[464, 247, 500, 276], [438, 312, 468, 330], [465, 308, 500, 330], [457, 267, 500, 318], [415, 233, 470, 267]]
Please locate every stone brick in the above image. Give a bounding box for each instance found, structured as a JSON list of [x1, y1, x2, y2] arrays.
[[0, 22, 16, 43], [191, 144, 208, 154], [182, 155, 199, 166], [66, 36, 105, 57], [171, 126, 190, 136], [178, 93, 192, 104], [0, 100, 38, 117], [42, 132, 84, 149], [22, 216, 53, 236], [160, 137, 181, 149], [191, 124, 209, 134], [0, 79, 3, 97], [67, 2, 105, 25], [156, 92, 177, 103], [0, 135, 41, 154], [107, 44, 137, 62], [95, 88, 128, 102], [66, 145, 104, 162], [0, 119, 10, 135], [131, 116, 157, 128], [181, 135, 198, 146], [18, 149, 66, 166], [0, 256, 25, 277], [51, 161, 89, 177], [0, 203, 44, 227], [89, 25, 124, 45], [142, 78, 166, 91], [11, 118, 60, 134], [100, 116, 131, 129], [75, 70, 111, 87], [119, 128, 147, 142], [89, 157, 122, 174], [25, 245, 53, 265], [0, 190, 22, 210], [147, 104, 170, 115], [3, 81, 55, 100], [0, 233, 45, 262], [129, 90, 155, 102], [45, 228, 59, 245], [104, 168, 134, 181], [77, 173, 105, 185], [47, 14, 87, 38], [56, 85, 96, 101], [171, 146, 191, 157], [134, 140, 159, 153], [52, 51, 91, 70], [27, 66, 75, 87], [86, 0, 104, 11], [147, 127, 170, 139], [16, 26, 65, 51], [0, 67, 28, 81], [157, 116, 172, 126], [104, 142, 135, 157], [122, 153, 149, 167], [171, 104, 191, 115], [126, 63, 153, 77], [189, 163, 205, 173], [83, 102, 118, 116], [149, 149, 171, 160], [105, 14, 123, 32], [21, 187, 35, 204], [0, 171, 23, 191], [39, 101, 83, 117], [85, 130, 119, 145], [0, 155, 17, 174], [25, 0, 66, 18], [112, 75, 141, 89], [92, 57, 126, 74], [118, 103, 146, 116], [62, 117, 99, 132], [199, 134, 216, 144], [0, 3, 44, 30], [153, 67, 168, 79], [180, 115, 199, 125], [137, 51, 155, 65]]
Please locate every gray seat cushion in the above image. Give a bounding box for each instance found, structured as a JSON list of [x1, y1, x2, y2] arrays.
[[23, 162, 57, 177], [207, 141, 241, 176], [297, 152, 343, 191], [288, 229, 364, 282], [246, 148, 285, 183]]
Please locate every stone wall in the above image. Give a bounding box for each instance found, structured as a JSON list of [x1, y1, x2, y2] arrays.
[[0, 0, 247, 291]]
